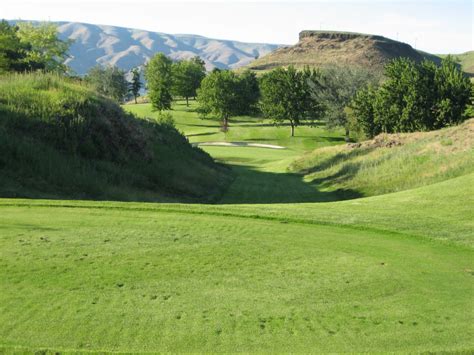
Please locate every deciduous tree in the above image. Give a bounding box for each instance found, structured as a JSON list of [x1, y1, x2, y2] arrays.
[[259, 66, 324, 137], [145, 53, 173, 111], [129, 67, 142, 104], [197, 70, 257, 132], [86, 65, 129, 103], [17, 21, 71, 73], [350, 57, 472, 137], [172, 56, 206, 106]]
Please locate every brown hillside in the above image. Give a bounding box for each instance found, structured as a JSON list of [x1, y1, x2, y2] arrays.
[[248, 30, 440, 72]]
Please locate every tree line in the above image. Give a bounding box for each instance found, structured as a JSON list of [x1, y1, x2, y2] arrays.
[[351, 57, 472, 137], [144, 52, 471, 138]]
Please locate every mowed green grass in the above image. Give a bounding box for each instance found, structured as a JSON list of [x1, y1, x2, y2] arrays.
[[125, 101, 345, 153], [0, 175, 473, 352], [127, 101, 347, 203], [1, 101, 472, 352]]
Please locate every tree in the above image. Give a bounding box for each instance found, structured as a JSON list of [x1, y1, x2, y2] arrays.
[[0, 21, 71, 73], [310, 66, 379, 141], [350, 85, 379, 138], [171, 56, 206, 106], [259, 66, 324, 137], [16, 21, 71, 73], [0, 20, 26, 72], [197, 70, 239, 127], [129, 67, 142, 104], [236, 70, 260, 115], [145, 53, 173, 111], [432, 56, 472, 128], [86, 65, 129, 103], [350, 57, 472, 137], [197, 70, 257, 131]]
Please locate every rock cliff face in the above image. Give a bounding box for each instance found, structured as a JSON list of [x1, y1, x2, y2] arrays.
[[248, 30, 440, 72]]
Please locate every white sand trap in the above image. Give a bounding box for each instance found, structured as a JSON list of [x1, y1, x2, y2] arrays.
[[193, 141, 286, 149]]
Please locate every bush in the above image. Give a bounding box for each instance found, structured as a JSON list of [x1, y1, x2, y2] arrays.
[[156, 112, 175, 128]]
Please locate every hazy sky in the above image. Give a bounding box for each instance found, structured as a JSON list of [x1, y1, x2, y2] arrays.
[[2, 0, 473, 53]]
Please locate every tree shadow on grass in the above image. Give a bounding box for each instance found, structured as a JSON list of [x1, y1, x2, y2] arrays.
[[300, 136, 346, 143], [186, 131, 217, 138], [217, 163, 362, 204], [299, 146, 375, 176]]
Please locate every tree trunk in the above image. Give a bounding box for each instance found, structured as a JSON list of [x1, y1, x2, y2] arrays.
[[290, 122, 295, 137], [134, 95, 137, 104], [345, 126, 350, 142], [186, 96, 189, 106]]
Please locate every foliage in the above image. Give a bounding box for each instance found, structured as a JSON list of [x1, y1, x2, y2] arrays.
[[16, 21, 71, 73], [310, 66, 380, 141], [351, 57, 472, 137], [235, 70, 260, 115], [129, 67, 142, 104], [156, 111, 175, 127], [145, 53, 173, 111], [196, 70, 259, 128], [0, 20, 30, 72], [85, 65, 129, 103], [259, 66, 324, 136], [171, 56, 206, 106]]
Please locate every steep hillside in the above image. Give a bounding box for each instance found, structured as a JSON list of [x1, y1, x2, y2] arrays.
[[0, 73, 231, 201], [8, 21, 280, 74], [290, 119, 474, 197], [248, 30, 441, 72]]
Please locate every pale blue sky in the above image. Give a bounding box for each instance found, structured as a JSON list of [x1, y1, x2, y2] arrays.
[[2, 0, 473, 53]]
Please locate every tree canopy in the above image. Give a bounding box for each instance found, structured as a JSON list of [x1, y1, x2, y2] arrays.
[[259, 66, 324, 136], [196, 69, 259, 128], [85, 65, 129, 103], [145, 53, 173, 111], [311, 66, 379, 141], [171, 56, 206, 106], [129, 67, 142, 104], [351, 57, 472, 138], [0, 20, 71, 73]]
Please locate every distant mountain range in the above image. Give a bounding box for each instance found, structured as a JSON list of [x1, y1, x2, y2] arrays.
[[10, 21, 281, 75], [8, 21, 472, 77]]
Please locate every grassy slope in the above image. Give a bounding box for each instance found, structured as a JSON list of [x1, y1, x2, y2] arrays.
[[290, 119, 474, 198], [0, 74, 230, 202], [0, 175, 472, 352], [439, 51, 474, 76]]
